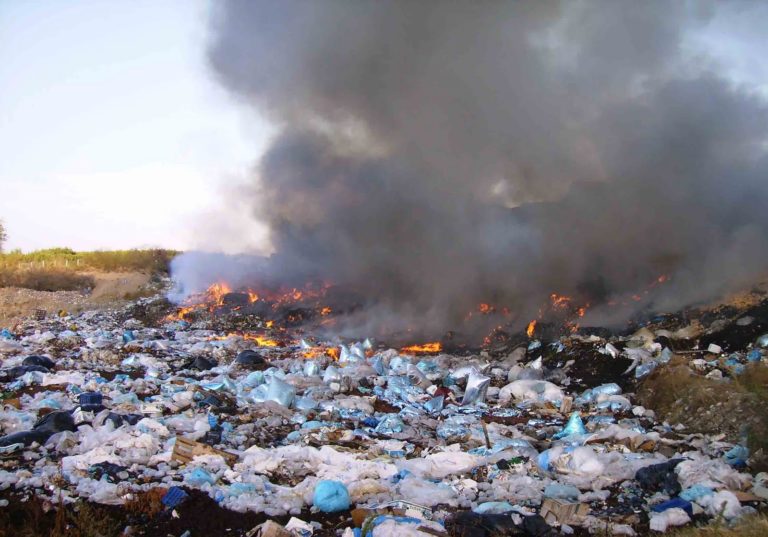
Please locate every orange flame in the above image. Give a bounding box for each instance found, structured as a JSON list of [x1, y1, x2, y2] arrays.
[[401, 342, 442, 354], [208, 332, 280, 347], [478, 303, 493, 314], [208, 282, 232, 305], [300, 346, 342, 360], [526, 320, 537, 338], [550, 293, 571, 309], [165, 282, 233, 321], [301, 348, 323, 359], [320, 306, 332, 316]]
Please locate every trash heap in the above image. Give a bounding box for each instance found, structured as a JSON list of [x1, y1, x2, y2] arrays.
[[1, 298, 767, 536]]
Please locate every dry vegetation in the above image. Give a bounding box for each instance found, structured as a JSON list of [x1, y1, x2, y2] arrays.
[[0, 248, 176, 293], [638, 359, 768, 471], [0, 269, 95, 292], [670, 514, 768, 537]]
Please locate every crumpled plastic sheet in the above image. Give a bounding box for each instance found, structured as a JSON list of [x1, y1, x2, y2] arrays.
[[553, 412, 586, 439], [461, 370, 490, 406], [1, 303, 764, 534]]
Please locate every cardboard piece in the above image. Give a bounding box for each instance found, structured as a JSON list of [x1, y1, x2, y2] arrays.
[[171, 436, 238, 466], [540, 498, 589, 525], [246, 521, 292, 537]]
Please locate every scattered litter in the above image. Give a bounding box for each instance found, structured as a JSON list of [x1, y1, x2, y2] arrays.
[[0, 290, 766, 535]]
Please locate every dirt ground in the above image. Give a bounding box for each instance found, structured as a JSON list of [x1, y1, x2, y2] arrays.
[[0, 271, 153, 327]]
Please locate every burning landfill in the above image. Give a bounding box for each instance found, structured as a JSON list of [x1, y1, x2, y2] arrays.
[[5, 1, 768, 536], [2, 277, 768, 536]]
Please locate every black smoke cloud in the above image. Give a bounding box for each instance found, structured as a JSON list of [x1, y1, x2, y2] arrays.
[[172, 0, 768, 333]]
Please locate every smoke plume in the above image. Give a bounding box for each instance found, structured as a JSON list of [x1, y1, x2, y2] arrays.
[[173, 0, 768, 334]]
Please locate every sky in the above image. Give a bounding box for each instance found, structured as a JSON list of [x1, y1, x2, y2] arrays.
[[1, 1, 767, 254], [0, 0, 269, 253]]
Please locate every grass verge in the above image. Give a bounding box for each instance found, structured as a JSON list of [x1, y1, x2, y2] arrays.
[[670, 514, 768, 536], [0, 248, 178, 274], [0, 269, 95, 292]]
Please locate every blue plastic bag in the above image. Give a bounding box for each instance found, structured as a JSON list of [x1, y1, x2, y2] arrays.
[[161, 486, 188, 508], [544, 483, 580, 500], [312, 480, 350, 512], [651, 497, 693, 516], [553, 412, 586, 439], [537, 449, 552, 471], [680, 484, 714, 502], [724, 445, 749, 467], [375, 414, 405, 435], [185, 467, 215, 486]]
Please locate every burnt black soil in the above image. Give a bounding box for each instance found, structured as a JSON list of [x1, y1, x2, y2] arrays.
[[0, 489, 352, 537], [699, 299, 768, 352], [542, 343, 635, 391]]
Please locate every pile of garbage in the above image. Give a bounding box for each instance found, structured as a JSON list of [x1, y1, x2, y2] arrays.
[[1, 297, 767, 536]]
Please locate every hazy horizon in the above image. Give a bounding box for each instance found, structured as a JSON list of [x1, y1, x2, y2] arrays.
[[0, 0, 269, 254], [2, 1, 768, 256]]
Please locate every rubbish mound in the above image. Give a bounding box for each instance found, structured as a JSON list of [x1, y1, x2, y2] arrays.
[[1, 293, 767, 536]]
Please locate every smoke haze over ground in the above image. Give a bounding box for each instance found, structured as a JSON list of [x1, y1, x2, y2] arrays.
[[172, 0, 768, 334]]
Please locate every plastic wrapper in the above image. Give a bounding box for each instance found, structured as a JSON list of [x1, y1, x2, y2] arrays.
[[756, 333, 768, 348], [294, 396, 318, 411], [595, 395, 631, 412], [243, 371, 265, 387], [473, 501, 515, 514], [371, 356, 387, 375], [451, 366, 477, 380], [680, 484, 714, 502], [185, 467, 216, 486], [323, 366, 341, 384], [388, 356, 410, 375], [553, 412, 586, 439], [543, 483, 580, 500], [436, 415, 476, 440], [423, 395, 444, 413], [303, 361, 320, 377], [649, 508, 690, 532], [375, 414, 405, 435], [350, 342, 366, 360], [266, 378, 295, 407], [406, 364, 428, 386], [461, 370, 490, 405], [416, 360, 439, 374], [383, 376, 423, 403], [724, 444, 749, 467]]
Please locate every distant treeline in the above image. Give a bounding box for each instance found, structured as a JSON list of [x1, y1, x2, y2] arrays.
[[0, 248, 179, 274]]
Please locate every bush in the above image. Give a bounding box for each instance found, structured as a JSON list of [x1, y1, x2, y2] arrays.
[[0, 269, 95, 292], [0, 248, 178, 274]]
